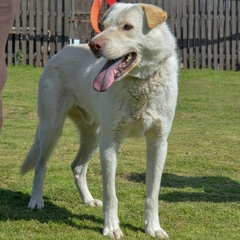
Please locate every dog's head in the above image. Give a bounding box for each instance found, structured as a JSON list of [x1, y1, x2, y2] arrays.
[[89, 3, 175, 92]]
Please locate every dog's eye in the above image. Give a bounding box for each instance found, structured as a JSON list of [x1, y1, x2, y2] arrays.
[[123, 24, 133, 31]]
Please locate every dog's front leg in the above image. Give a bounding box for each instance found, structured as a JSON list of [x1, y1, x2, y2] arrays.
[[144, 131, 169, 238], [99, 135, 123, 239]]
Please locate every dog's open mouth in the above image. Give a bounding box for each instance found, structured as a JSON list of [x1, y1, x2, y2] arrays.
[[93, 52, 137, 92]]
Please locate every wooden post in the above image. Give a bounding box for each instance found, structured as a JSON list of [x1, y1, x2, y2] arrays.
[[28, 0, 34, 66], [213, 0, 218, 70], [195, 0, 200, 69], [231, 0, 237, 71]]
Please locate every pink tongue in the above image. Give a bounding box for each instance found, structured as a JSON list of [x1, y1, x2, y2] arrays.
[[93, 59, 122, 92]]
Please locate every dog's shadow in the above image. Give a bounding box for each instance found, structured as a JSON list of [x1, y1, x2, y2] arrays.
[[1, 173, 239, 234], [127, 173, 240, 202], [0, 189, 142, 234], [0, 189, 103, 233]]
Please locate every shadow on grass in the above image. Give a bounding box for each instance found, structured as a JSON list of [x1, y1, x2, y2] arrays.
[[0, 189, 102, 232], [127, 173, 240, 202], [0, 189, 143, 234]]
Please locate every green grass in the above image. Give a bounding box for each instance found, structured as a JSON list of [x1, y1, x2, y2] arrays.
[[0, 67, 240, 239]]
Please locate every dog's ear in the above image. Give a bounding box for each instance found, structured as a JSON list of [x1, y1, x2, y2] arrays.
[[141, 5, 167, 29]]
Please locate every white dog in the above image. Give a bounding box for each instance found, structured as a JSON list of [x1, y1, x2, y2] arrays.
[[21, 3, 178, 239]]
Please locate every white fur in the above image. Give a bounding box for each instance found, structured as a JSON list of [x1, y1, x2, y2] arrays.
[[21, 3, 178, 239]]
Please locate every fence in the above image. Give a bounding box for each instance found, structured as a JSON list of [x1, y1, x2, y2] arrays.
[[6, 0, 240, 70], [6, 0, 70, 67], [160, 0, 240, 71]]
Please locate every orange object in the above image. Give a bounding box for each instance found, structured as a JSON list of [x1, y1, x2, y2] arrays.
[[90, 0, 117, 34], [90, 0, 102, 34]]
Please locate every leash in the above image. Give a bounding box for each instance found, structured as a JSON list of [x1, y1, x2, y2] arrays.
[[90, 0, 117, 34]]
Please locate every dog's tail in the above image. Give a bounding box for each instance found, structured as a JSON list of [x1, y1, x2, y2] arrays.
[[20, 127, 40, 175]]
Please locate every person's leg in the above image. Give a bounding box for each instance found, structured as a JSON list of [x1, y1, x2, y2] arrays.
[[0, 0, 21, 130]]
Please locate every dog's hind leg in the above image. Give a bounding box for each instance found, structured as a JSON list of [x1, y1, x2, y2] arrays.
[[28, 118, 65, 209], [27, 87, 67, 210], [69, 110, 102, 207]]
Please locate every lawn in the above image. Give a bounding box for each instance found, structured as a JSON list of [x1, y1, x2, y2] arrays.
[[0, 66, 239, 240]]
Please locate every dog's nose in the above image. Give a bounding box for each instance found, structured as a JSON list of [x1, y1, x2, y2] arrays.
[[89, 40, 104, 52]]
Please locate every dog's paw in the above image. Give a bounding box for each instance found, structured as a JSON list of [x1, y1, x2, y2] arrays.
[[84, 198, 102, 207], [28, 197, 44, 210], [145, 224, 169, 238], [103, 227, 123, 239], [103, 217, 123, 239]]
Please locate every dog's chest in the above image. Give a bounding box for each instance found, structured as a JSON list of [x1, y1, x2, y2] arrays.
[[124, 77, 165, 120], [113, 78, 166, 138]]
